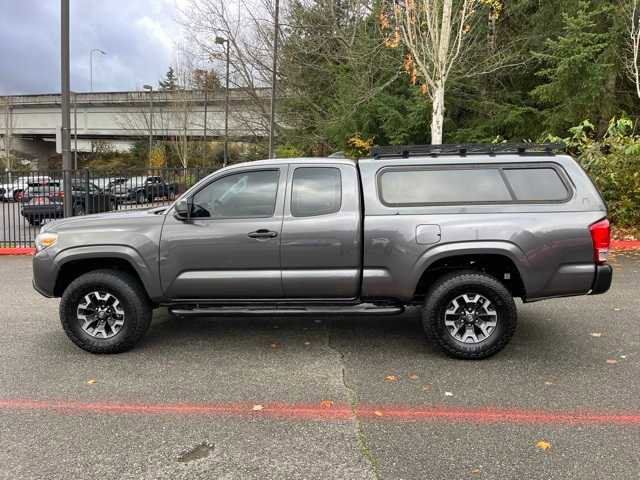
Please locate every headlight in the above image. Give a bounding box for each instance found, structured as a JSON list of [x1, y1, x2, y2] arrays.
[[35, 233, 58, 252]]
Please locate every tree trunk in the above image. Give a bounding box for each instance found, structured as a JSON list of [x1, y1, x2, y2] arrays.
[[431, 83, 445, 145], [432, 0, 452, 145]]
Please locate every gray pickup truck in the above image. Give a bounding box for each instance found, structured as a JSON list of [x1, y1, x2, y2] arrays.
[[32, 144, 612, 359]]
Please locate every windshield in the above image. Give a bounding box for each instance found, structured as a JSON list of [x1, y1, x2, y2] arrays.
[[125, 177, 145, 187]]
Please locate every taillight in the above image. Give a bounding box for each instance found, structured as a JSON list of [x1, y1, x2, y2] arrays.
[[589, 218, 610, 265]]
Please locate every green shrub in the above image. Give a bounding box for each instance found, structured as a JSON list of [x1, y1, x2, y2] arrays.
[[555, 118, 640, 228]]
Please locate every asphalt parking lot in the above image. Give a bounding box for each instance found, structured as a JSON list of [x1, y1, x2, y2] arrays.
[[0, 253, 638, 479]]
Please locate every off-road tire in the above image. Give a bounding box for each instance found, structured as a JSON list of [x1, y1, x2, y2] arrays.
[[59, 269, 152, 354], [422, 271, 517, 360]]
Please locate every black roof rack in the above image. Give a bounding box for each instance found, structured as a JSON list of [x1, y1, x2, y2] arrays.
[[371, 143, 565, 159]]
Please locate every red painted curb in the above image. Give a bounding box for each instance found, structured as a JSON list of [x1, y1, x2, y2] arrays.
[[0, 247, 35, 256], [0, 398, 639, 426]]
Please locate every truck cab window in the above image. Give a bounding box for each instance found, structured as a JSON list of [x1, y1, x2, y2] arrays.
[[191, 170, 279, 218], [291, 167, 342, 217]]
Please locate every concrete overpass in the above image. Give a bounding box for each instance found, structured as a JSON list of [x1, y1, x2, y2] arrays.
[[1, 88, 271, 168]]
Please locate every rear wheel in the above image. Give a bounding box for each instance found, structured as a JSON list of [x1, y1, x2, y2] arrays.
[[422, 271, 517, 360], [59, 269, 152, 353]]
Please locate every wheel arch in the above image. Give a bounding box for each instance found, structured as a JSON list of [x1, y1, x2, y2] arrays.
[[411, 242, 530, 300], [52, 246, 162, 301]]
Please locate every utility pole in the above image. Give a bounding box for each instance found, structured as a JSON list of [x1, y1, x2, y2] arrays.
[[203, 80, 208, 164], [268, 0, 280, 159], [73, 92, 78, 170], [61, 0, 73, 217]]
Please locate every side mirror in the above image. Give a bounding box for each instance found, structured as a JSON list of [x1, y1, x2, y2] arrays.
[[174, 198, 191, 220]]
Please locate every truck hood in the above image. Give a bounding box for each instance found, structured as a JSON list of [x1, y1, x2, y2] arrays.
[[42, 207, 168, 233]]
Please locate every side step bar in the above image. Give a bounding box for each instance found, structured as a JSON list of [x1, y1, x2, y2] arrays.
[[169, 303, 404, 317]]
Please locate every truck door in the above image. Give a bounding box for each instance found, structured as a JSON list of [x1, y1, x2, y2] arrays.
[[159, 166, 287, 299], [281, 163, 362, 298]]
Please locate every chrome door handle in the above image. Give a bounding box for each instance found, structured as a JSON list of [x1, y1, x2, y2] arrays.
[[248, 229, 278, 239]]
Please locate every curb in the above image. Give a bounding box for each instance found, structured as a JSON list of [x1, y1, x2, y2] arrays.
[[0, 248, 36, 256], [0, 241, 639, 257]]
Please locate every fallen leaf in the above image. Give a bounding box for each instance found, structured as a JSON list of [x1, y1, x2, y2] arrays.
[[614, 308, 621, 312], [422, 384, 432, 391], [87, 379, 97, 385], [544, 381, 554, 386], [374, 410, 384, 417], [606, 359, 618, 364], [471, 468, 482, 475], [590, 332, 603, 338], [384, 375, 399, 382], [536, 440, 552, 451], [252, 404, 264, 411], [270, 343, 280, 349], [408, 373, 419, 380], [320, 400, 334, 408], [444, 391, 454, 397]]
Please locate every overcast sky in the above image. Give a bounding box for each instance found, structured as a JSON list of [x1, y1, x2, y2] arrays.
[[0, 0, 182, 95]]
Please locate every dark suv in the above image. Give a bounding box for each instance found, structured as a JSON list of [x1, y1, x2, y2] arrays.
[[32, 144, 612, 359]]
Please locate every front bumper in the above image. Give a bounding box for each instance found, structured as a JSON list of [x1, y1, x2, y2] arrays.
[[32, 250, 57, 297], [590, 264, 613, 295]]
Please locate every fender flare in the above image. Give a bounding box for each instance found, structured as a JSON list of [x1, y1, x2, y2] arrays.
[[410, 241, 532, 296], [52, 245, 163, 300]]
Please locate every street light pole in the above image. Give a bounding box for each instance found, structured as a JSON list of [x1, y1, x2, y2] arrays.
[[61, 0, 73, 218], [215, 36, 230, 167], [268, 0, 280, 159], [143, 85, 154, 166], [90, 48, 106, 92]]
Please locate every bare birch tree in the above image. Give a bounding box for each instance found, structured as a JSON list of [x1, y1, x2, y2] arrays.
[[382, 0, 503, 144], [627, 0, 640, 99]]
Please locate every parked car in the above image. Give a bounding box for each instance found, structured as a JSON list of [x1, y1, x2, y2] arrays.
[[33, 144, 612, 358], [105, 177, 129, 191], [109, 176, 177, 204], [20, 181, 62, 204], [0, 175, 51, 202], [22, 180, 117, 226]]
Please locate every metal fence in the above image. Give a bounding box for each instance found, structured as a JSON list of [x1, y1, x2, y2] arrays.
[[0, 167, 217, 247]]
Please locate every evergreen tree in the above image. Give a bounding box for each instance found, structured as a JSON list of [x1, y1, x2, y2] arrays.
[[159, 66, 178, 90], [531, 1, 613, 135]]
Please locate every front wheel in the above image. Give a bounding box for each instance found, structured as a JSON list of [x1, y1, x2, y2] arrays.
[[59, 269, 152, 353], [422, 271, 517, 360]]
